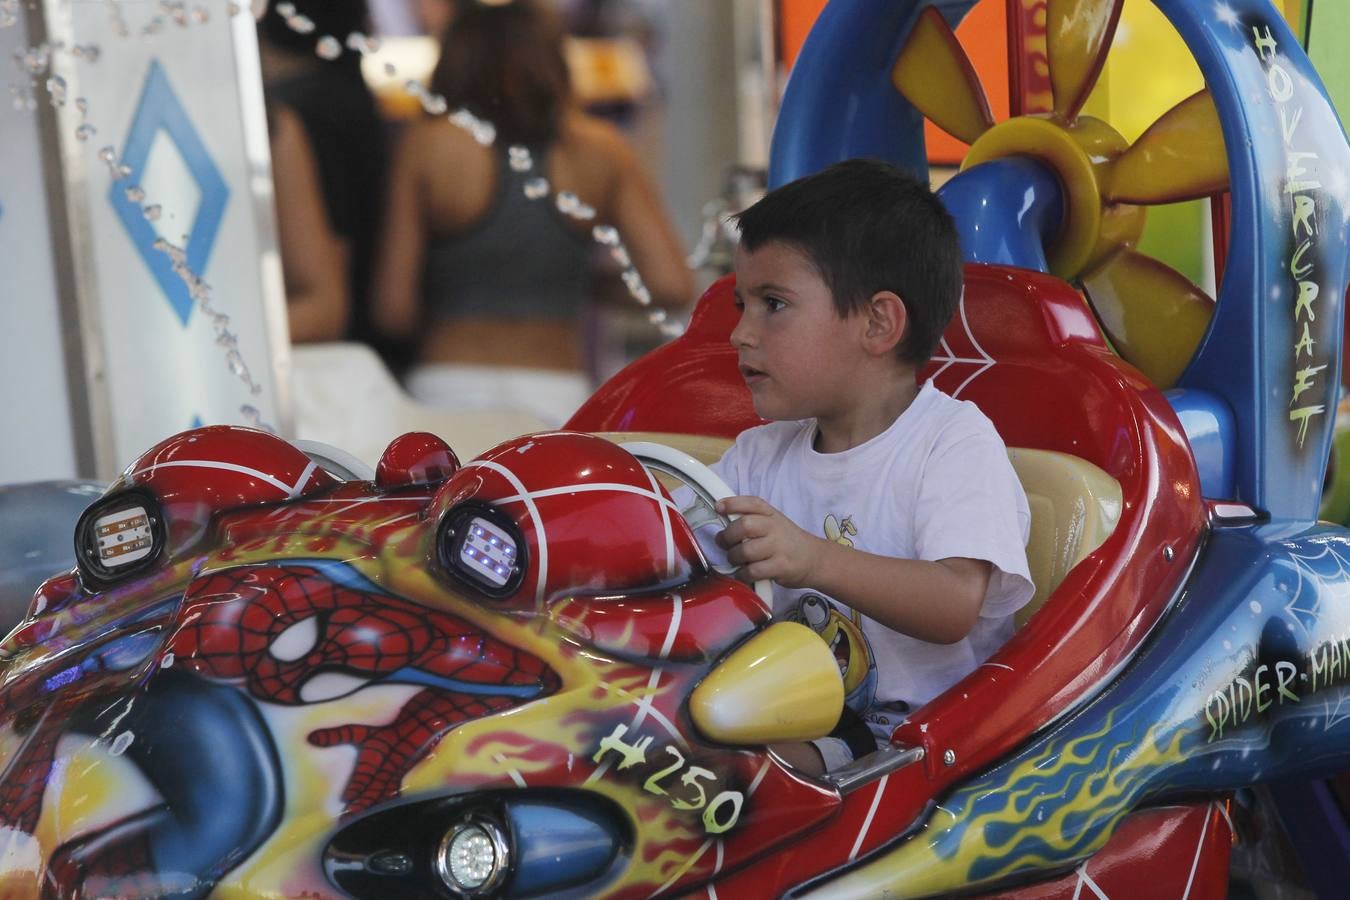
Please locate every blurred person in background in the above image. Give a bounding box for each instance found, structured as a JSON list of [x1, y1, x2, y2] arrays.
[[414, 0, 456, 39], [258, 1, 393, 356], [371, 0, 692, 426], [268, 104, 350, 342]]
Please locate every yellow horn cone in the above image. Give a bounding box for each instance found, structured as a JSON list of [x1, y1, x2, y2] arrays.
[[690, 622, 844, 745], [891, 6, 994, 145], [1082, 248, 1215, 388], [1047, 0, 1124, 121], [1105, 89, 1229, 204]]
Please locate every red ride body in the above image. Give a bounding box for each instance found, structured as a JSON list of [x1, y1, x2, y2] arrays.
[[569, 269, 1217, 898]]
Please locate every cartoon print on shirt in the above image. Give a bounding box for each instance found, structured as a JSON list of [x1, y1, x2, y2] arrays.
[[824, 514, 857, 548], [792, 594, 877, 713]]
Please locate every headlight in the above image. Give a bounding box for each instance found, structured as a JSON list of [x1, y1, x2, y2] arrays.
[[324, 792, 627, 899], [435, 814, 511, 896], [74, 489, 165, 587], [438, 503, 526, 598]]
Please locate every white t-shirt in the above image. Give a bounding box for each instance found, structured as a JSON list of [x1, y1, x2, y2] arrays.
[[703, 382, 1034, 745]]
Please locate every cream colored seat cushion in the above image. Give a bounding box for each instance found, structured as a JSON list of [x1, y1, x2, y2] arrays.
[[596, 434, 1122, 628], [1006, 448, 1121, 626]]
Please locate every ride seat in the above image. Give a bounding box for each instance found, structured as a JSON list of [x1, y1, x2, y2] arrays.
[[602, 432, 1122, 628], [1006, 448, 1120, 627]]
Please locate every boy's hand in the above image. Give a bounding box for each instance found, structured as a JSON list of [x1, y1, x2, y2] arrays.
[[714, 496, 823, 588]]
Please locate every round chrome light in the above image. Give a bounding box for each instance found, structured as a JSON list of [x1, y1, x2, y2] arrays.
[[435, 816, 510, 896]]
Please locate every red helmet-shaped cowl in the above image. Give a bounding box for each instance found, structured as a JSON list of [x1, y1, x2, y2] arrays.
[[429, 432, 704, 604], [116, 426, 339, 551]]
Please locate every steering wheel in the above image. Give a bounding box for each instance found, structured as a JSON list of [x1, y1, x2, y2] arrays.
[[619, 441, 775, 608], [291, 439, 376, 482]]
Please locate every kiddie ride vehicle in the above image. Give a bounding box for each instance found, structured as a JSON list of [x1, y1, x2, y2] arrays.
[[4, 0, 1350, 897]]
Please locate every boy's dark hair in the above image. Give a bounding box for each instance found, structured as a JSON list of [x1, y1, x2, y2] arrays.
[[732, 159, 963, 365]]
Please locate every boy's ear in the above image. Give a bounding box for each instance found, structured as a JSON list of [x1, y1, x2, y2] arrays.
[[862, 290, 908, 356]]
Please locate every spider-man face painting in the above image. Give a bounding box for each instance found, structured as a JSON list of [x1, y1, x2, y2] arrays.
[[173, 561, 561, 814], [0, 427, 827, 899]]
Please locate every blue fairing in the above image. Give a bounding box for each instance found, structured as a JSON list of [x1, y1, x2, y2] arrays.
[[510, 800, 625, 895], [937, 158, 1062, 272], [893, 520, 1350, 883], [1163, 1, 1350, 520]]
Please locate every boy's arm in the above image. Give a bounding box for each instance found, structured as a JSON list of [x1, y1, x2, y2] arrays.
[[716, 496, 990, 644]]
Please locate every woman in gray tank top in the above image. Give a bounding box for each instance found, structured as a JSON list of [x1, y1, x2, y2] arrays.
[[371, 0, 692, 426]]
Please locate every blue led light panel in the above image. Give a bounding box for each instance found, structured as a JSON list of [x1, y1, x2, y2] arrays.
[[460, 517, 517, 588]]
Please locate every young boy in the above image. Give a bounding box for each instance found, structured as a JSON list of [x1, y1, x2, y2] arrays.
[[708, 159, 1033, 774]]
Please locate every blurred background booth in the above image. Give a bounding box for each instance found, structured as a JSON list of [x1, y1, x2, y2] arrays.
[[3, 0, 1348, 484]]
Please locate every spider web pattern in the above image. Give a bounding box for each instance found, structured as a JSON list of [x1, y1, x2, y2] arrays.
[[927, 297, 996, 398], [1281, 542, 1350, 731]]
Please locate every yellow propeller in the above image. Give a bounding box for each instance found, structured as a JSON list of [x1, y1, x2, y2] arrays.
[[1047, 0, 1125, 121], [1083, 248, 1216, 387], [1105, 89, 1229, 204], [888, 5, 993, 145], [890, 0, 1226, 388]]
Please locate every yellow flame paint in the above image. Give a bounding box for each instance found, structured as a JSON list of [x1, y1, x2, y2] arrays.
[[809, 712, 1191, 898]]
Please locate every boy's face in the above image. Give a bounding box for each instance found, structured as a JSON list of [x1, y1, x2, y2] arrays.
[[731, 241, 868, 423]]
